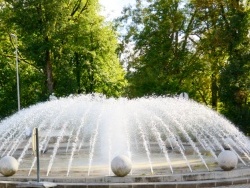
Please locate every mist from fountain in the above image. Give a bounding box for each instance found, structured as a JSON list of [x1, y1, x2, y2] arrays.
[[0, 94, 249, 177]]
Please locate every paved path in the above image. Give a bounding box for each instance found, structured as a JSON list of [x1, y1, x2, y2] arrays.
[[216, 185, 250, 188]]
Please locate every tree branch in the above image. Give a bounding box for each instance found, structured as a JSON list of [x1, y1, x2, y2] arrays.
[[71, 0, 81, 17], [181, 9, 198, 52], [71, 0, 89, 17], [79, 0, 89, 15], [1, 53, 43, 74]]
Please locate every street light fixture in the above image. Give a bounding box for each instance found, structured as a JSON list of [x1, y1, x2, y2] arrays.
[[10, 34, 20, 111]]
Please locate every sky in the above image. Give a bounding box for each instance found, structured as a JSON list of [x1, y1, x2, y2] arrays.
[[99, 0, 135, 20], [99, 0, 135, 66]]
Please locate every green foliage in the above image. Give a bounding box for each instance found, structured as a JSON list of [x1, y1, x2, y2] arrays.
[[0, 49, 17, 117], [0, 0, 127, 118], [219, 2, 250, 132], [119, 0, 204, 98], [0, 0, 249, 133], [118, 0, 250, 131]]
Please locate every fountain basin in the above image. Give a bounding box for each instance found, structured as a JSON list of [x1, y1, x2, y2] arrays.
[[0, 94, 250, 187], [0, 166, 250, 187]]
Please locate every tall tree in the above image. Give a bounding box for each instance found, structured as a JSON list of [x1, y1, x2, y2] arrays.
[[55, 1, 127, 97], [4, 0, 89, 96], [118, 0, 249, 131], [3, 0, 126, 97], [118, 0, 205, 98], [191, 0, 250, 129], [218, 0, 250, 132], [0, 28, 17, 117], [0, 0, 127, 117], [188, 0, 229, 109]]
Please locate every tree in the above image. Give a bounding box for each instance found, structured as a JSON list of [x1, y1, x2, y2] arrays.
[[0, 0, 127, 118], [118, 0, 207, 98], [118, 0, 250, 131], [0, 32, 17, 117], [3, 0, 126, 96], [53, 3, 127, 97], [218, 0, 250, 132]]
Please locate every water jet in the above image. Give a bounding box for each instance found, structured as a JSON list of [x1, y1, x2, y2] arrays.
[[0, 94, 249, 187]]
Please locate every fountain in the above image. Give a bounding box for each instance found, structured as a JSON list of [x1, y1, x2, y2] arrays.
[[0, 94, 250, 187]]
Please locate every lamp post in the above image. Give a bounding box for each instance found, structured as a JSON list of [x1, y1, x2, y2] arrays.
[[10, 34, 20, 111]]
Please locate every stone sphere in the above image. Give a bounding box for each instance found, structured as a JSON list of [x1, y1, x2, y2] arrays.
[[165, 137, 178, 149], [218, 150, 238, 171], [111, 155, 132, 177], [25, 127, 32, 138], [0, 156, 19, 176]]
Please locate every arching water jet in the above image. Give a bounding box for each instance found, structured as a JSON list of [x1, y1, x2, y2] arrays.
[[0, 94, 249, 177]]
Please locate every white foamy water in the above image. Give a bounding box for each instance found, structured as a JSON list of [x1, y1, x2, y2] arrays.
[[0, 94, 249, 176]]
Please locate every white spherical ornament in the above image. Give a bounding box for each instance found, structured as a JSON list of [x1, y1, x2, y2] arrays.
[[218, 150, 238, 171], [111, 155, 132, 177], [0, 156, 19, 176], [25, 127, 32, 138], [165, 137, 178, 149]]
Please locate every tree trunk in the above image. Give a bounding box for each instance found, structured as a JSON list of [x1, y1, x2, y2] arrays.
[[86, 58, 94, 94], [45, 37, 54, 95], [74, 52, 82, 94], [211, 73, 218, 110]]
